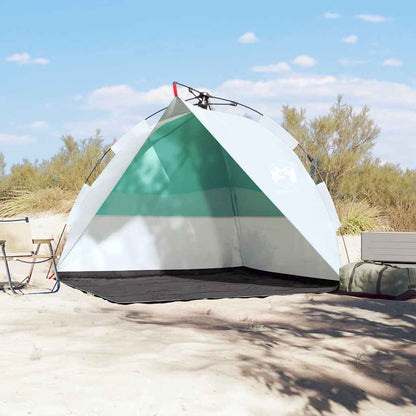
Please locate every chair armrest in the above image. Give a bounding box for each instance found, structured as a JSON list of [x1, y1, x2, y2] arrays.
[[32, 238, 54, 244]]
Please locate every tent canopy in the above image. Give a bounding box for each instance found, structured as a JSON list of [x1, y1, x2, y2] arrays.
[[59, 96, 340, 302]]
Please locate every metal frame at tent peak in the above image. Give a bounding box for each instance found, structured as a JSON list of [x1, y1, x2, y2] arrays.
[[171, 81, 264, 116], [144, 82, 264, 120]]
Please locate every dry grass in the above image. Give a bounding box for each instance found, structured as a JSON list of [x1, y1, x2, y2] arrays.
[[386, 204, 416, 232], [0, 188, 76, 217], [336, 199, 389, 235]]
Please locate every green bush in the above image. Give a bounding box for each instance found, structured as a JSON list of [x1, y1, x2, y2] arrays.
[[0, 130, 113, 217], [44, 132, 113, 191], [282, 97, 415, 232], [337, 161, 416, 231]]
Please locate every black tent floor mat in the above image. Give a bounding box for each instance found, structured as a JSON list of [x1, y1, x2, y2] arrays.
[[60, 267, 338, 304]]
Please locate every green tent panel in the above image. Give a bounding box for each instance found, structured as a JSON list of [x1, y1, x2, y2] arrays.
[[98, 113, 284, 217]]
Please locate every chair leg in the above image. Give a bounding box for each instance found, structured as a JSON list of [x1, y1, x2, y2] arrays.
[[27, 243, 41, 284], [1, 244, 17, 294], [48, 242, 60, 294], [24, 244, 61, 295]]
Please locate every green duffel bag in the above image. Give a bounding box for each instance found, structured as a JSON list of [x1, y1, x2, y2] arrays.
[[339, 261, 416, 300]]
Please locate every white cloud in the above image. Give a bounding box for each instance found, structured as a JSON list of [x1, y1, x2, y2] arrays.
[[343, 35, 358, 44], [217, 76, 336, 101], [70, 83, 201, 139], [6, 53, 31, 64], [215, 75, 416, 168], [238, 32, 258, 44], [5, 52, 50, 65], [29, 121, 49, 130], [292, 55, 317, 67], [355, 14, 388, 23], [339, 58, 368, 66], [370, 108, 416, 166], [252, 62, 291, 72], [0, 133, 35, 145], [324, 12, 341, 19], [383, 58, 403, 67], [85, 84, 173, 113], [68, 84, 186, 138], [217, 76, 416, 109], [33, 58, 50, 64], [64, 113, 142, 140]]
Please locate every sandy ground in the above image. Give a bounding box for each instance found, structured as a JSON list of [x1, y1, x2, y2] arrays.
[[0, 214, 415, 415]]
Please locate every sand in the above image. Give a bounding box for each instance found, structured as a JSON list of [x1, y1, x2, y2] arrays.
[[0, 214, 415, 415]]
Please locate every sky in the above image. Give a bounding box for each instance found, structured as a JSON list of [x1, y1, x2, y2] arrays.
[[1, 0, 415, 170]]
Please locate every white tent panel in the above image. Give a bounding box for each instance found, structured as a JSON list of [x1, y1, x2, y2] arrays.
[[316, 182, 341, 232], [61, 97, 192, 265], [60, 119, 152, 263], [259, 115, 298, 150], [66, 184, 90, 227], [59, 216, 242, 272], [238, 217, 338, 280], [186, 102, 340, 275], [59, 216, 338, 280]]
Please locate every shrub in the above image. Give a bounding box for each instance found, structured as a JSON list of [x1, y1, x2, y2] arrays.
[[337, 161, 416, 231], [336, 200, 388, 235], [44, 132, 113, 191], [0, 131, 112, 217]]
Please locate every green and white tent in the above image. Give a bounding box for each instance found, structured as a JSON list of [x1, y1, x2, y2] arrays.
[[58, 95, 340, 302]]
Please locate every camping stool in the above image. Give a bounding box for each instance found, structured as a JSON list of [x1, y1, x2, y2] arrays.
[[0, 217, 60, 295]]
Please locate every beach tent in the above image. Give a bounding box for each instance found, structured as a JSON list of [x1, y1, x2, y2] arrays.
[[58, 88, 341, 303]]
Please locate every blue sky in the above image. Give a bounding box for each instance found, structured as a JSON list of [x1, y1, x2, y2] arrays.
[[1, 0, 415, 169]]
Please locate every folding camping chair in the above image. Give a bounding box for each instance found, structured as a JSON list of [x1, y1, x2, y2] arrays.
[[0, 217, 60, 294]]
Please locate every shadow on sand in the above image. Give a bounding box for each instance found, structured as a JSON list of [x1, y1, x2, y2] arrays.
[[101, 295, 416, 414]]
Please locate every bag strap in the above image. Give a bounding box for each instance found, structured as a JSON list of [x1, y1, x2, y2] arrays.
[[376, 266, 389, 295], [348, 262, 365, 292], [407, 268, 416, 289], [364, 260, 400, 269]]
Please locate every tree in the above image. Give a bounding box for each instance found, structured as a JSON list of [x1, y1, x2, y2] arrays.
[[282, 95, 380, 194], [0, 153, 5, 176], [8, 159, 46, 189]]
